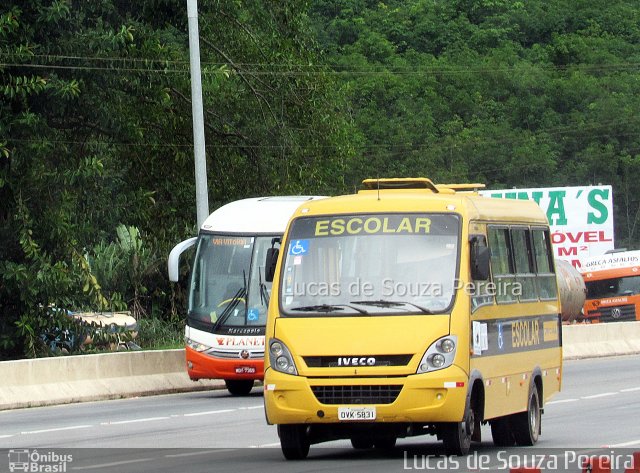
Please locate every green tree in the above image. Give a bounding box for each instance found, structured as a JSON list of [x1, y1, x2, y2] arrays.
[[0, 1, 357, 359], [310, 0, 640, 245]]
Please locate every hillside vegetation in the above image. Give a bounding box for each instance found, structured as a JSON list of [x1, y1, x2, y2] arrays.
[[1, 0, 639, 358]]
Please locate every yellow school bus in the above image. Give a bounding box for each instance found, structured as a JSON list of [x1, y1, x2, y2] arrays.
[[263, 178, 562, 459]]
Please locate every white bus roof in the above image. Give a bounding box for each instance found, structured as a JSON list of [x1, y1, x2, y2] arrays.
[[200, 196, 326, 234]]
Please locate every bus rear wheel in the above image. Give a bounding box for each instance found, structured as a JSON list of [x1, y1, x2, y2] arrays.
[[224, 379, 254, 396], [278, 424, 310, 460], [512, 387, 541, 446]]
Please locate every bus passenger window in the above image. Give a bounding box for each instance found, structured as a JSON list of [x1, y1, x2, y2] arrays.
[[488, 227, 517, 304], [532, 229, 557, 300], [512, 228, 537, 301]]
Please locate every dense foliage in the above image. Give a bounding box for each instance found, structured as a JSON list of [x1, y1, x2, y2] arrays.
[[1, 0, 639, 358], [0, 0, 353, 358], [308, 0, 640, 225]]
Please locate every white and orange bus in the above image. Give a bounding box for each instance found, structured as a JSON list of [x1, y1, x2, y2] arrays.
[[580, 250, 640, 323], [168, 196, 324, 395]]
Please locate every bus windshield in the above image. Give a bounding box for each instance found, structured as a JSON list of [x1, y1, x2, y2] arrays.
[[188, 234, 276, 332], [586, 275, 640, 299], [279, 213, 460, 316]]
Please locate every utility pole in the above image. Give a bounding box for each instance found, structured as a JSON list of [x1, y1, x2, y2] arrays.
[[187, 0, 209, 228]]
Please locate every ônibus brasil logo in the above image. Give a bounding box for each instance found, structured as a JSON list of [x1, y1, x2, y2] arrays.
[[7, 449, 72, 473]]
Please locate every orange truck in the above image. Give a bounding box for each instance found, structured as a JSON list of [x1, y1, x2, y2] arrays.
[[580, 250, 640, 323]]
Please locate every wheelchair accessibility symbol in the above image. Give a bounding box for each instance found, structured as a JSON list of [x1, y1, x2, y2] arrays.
[[497, 323, 504, 350], [289, 239, 309, 256], [247, 308, 259, 322]]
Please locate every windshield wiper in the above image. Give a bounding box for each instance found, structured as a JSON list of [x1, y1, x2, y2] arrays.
[[259, 270, 269, 307], [350, 299, 433, 315], [290, 304, 369, 315], [212, 287, 246, 330], [213, 271, 247, 331]]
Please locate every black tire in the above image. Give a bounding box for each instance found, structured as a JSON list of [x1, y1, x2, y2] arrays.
[[511, 387, 541, 446], [350, 437, 374, 449], [490, 416, 516, 447], [278, 424, 310, 460], [224, 379, 254, 396], [441, 402, 475, 455], [374, 436, 397, 450]]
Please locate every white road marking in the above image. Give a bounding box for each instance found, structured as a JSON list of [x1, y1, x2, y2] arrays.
[[549, 386, 640, 404], [581, 392, 617, 399], [183, 409, 235, 417], [255, 442, 281, 448], [100, 417, 169, 425], [606, 439, 640, 447], [21, 425, 92, 435], [71, 458, 153, 470], [546, 398, 579, 404], [9, 405, 264, 436], [164, 449, 235, 458]]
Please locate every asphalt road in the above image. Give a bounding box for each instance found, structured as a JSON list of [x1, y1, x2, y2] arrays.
[[1, 354, 639, 472]]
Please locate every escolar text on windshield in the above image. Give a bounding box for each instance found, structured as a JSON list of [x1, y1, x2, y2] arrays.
[[314, 216, 431, 236]]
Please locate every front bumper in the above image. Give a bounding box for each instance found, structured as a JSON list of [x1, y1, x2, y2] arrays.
[[264, 364, 468, 425], [185, 346, 264, 381]]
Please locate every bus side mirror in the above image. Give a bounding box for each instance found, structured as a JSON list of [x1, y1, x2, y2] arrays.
[[168, 237, 197, 282], [265, 248, 279, 282], [470, 236, 490, 281], [265, 237, 282, 283]]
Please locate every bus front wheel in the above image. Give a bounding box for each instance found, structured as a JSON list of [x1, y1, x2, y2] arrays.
[[441, 402, 475, 455], [224, 379, 254, 396], [278, 424, 310, 460]]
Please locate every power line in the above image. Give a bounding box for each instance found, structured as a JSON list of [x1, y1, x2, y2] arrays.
[[6, 123, 640, 151], [2, 52, 640, 71], [2, 58, 640, 75], [0, 62, 190, 74]]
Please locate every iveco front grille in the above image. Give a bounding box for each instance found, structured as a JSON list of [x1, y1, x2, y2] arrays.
[[311, 385, 402, 405]]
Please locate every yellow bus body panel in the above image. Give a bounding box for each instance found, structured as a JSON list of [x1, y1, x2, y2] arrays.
[[275, 315, 453, 377]]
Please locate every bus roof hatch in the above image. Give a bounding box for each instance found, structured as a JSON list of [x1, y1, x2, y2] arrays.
[[436, 183, 486, 193], [361, 177, 439, 192]]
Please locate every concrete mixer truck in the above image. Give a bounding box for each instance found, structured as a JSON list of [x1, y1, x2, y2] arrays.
[[555, 259, 587, 322]]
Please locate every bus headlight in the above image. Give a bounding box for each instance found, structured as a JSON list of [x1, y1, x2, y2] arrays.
[[429, 353, 446, 368], [269, 338, 298, 375], [439, 338, 455, 353], [416, 335, 457, 373], [185, 337, 210, 352]]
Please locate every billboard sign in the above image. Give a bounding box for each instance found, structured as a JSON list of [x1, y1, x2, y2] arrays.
[[579, 249, 640, 273], [480, 186, 614, 268]]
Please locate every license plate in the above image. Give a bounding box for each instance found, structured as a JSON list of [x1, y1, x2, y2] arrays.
[[338, 406, 376, 421], [234, 366, 256, 374]]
